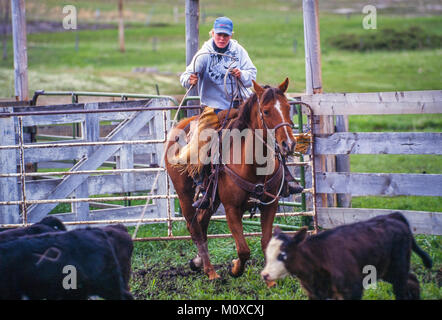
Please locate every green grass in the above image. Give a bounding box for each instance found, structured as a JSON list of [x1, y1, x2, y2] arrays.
[[329, 26, 442, 51], [1, 9, 441, 97], [4, 1, 441, 300], [349, 114, 442, 133]]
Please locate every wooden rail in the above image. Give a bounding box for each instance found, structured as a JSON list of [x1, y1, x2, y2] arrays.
[[299, 90, 442, 235], [316, 172, 442, 197], [318, 208, 442, 235], [301, 90, 442, 115], [315, 132, 442, 155]]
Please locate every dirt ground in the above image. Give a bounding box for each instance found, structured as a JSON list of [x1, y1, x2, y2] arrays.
[[132, 264, 228, 300], [131, 259, 266, 300]]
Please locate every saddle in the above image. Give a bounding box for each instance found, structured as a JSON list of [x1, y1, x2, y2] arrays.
[[174, 107, 240, 179], [194, 129, 298, 213]]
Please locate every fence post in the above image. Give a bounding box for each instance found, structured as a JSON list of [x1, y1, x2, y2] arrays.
[[118, 0, 125, 53], [335, 115, 351, 207], [116, 118, 135, 206], [185, 0, 200, 118], [12, 0, 38, 175], [153, 101, 174, 221], [303, 0, 336, 209], [11, 0, 28, 101], [0, 108, 20, 224], [73, 102, 100, 220]]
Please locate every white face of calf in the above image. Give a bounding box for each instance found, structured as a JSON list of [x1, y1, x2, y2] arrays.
[[261, 236, 290, 283], [261, 227, 308, 286]]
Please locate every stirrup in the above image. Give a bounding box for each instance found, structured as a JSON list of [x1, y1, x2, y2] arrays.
[[194, 183, 205, 198], [192, 193, 210, 209]]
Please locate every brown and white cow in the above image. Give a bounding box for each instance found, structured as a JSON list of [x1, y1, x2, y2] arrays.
[[261, 212, 432, 300]]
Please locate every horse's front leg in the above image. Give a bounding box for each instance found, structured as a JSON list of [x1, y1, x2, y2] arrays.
[[187, 225, 219, 280], [224, 205, 250, 277]]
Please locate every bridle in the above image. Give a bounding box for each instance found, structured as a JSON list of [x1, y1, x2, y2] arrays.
[[219, 90, 295, 209], [255, 91, 293, 136], [254, 91, 294, 156]]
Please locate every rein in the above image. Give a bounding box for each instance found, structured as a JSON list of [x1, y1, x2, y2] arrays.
[[255, 92, 292, 136]]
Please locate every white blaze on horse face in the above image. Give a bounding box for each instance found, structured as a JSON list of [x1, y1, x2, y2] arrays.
[[274, 100, 293, 145], [261, 237, 290, 282]]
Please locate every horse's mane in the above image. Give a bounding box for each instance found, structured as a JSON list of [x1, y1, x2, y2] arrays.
[[232, 85, 286, 130]]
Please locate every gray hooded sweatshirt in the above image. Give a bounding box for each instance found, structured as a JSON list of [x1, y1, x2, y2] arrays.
[[180, 38, 257, 110]]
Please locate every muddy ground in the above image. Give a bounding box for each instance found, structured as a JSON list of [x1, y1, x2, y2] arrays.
[[131, 259, 266, 300]]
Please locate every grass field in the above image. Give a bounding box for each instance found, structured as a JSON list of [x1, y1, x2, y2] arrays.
[[0, 0, 440, 300]]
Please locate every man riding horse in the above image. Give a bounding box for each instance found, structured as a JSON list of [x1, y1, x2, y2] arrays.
[[180, 17, 303, 209]]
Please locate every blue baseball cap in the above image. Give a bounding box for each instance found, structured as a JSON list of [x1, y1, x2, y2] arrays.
[[213, 17, 233, 36]]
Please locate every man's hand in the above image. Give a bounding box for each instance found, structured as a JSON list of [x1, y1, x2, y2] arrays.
[[230, 68, 241, 78], [189, 73, 198, 86]]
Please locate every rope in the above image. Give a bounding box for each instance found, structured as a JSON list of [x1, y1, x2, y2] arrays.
[[190, 51, 241, 102], [132, 84, 195, 240]]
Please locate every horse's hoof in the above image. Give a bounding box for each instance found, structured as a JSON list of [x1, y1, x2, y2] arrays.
[[189, 258, 202, 272], [228, 259, 244, 278], [208, 271, 221, 280]]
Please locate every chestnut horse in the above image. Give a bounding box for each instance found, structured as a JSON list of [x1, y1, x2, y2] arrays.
[[165, 78, 297, 279]]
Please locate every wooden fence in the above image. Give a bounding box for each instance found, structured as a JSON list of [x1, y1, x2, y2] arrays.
[[301, 90, 442, 235], [0, 90, 441, 236]]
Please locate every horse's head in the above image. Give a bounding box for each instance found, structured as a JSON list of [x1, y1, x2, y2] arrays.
[[251, 78, 296, 156]]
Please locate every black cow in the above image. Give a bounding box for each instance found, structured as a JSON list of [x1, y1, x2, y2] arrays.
[[261, 212, 432, 300], [0, 227, 133, 300], [0, 216, 66, 241], [101, 224, 133, 291]]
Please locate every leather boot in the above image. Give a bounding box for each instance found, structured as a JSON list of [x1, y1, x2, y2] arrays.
[[281, 180, 304, 197], [192, 171, 210, 209], [192, 192, 210, 209], [287, 182, 304, 194]]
